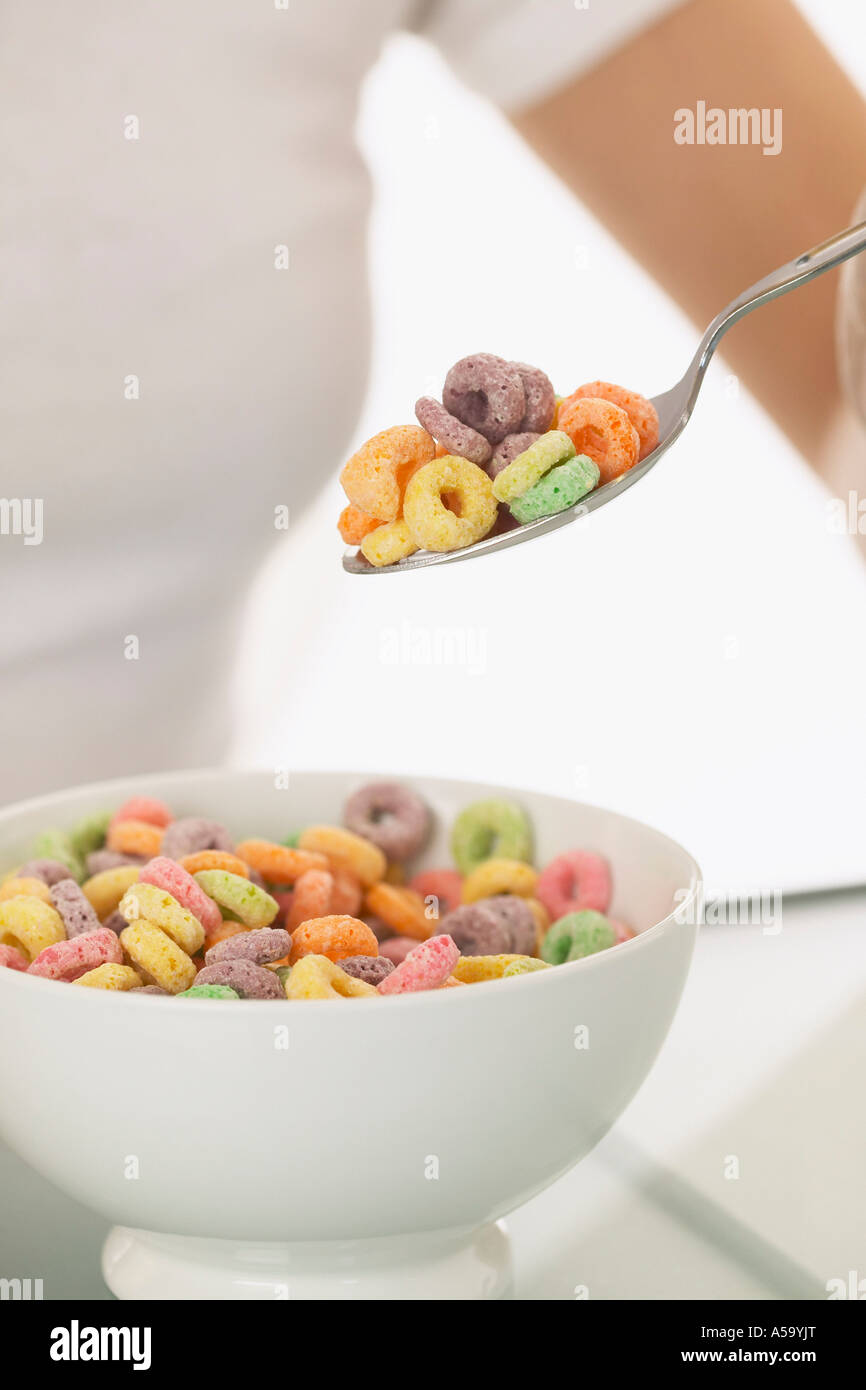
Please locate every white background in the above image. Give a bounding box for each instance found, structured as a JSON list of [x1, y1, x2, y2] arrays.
[[231, 0, 866, 896]]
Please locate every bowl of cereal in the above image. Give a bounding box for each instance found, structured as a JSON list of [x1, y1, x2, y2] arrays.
[[0, 768, 700, 1300]]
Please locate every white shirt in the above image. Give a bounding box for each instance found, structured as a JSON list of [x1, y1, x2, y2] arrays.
[[0, 0, 677, 802]]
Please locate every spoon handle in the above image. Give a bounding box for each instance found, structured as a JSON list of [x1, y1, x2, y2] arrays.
[[684, 218, 866, 401]]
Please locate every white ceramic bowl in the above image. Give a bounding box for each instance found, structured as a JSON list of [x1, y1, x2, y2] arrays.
[[0, 769, 700, 1299]]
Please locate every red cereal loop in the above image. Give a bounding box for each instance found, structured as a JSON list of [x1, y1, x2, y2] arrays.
[[570, 381, 659, 461], [556, 396, 640, 485]]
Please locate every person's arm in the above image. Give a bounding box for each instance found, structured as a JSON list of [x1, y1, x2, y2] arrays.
[[513, 0, 866, 467]]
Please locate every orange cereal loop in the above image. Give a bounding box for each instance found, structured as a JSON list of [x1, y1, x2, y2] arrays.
[[440, 976, 465, 988], [234, 839, 328, 885], [329, 868, 362, 917], [106, 819, 163, 858], [289, 914, 378, 965], [338, 503, 384, 546], [364, 883, 433, 941], [569, 381, 659, 461], [204, 919, 248, 950], [340, 425, 435, 522], [556, 396, 640, 485], [0, 876, 52, 904], [526, 898, 551, 955], [384, 863, 406, 886], [286, 868, 334, 931], [297, 826, 386, 889], [179, 851, 251, 879]]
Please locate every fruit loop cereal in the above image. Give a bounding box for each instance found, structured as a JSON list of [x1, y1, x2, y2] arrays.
[[1, 782, 641, 1001], [336, 354, 658, 565]]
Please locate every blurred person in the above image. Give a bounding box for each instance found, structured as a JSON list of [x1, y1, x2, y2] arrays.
[[1, 0, 864, 802]]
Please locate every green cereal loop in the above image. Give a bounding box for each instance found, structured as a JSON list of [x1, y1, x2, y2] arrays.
[[33, 829, 85, 883], [450, 799, 533, 876], [501, 957, 551, 977], [509, 454, 600, 525], [281, 832, 301, 848], [541, 910, 616, 965], [272, 965, 292, 993], [69, 811, 112, 858], [178, 984, 239, 1000], [492, 430, 575, 503], [193, 869, 279, 927]]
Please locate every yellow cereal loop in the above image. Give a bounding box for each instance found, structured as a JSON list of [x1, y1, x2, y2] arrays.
[[452, 954, 538, 983], [120, 920, 197, 995], [286, 955, 377, 1000], [501, 957, 551, 977], [82, 865, 141, 920], [360, 519, 419, 568], [119, 883, 205, 955], [75, 963, 142, 991], [491, 430, 575, 503], [0, 876, 52, 904], [297, 826, 386, 889], [461, 858, 538, 904], [403, 456, 497, 552], [0, 897, 65, 961]]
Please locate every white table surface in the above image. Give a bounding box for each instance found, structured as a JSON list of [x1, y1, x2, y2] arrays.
[[1, 887, 863, 1300]]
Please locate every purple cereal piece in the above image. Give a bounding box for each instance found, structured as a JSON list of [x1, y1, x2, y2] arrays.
[[86, 849, 144, 875], [442, 354, 525, 445], [415, 396, 492, 466], [50, 879, 102, 939], [478, 895, 537, 956], [338, 955, 395, 986], [488, 432, 541, 481], [511, 362, 555, 432], [194, 960, 283, 1000], [343, 781, 431, 861], [437, 902, 510, 956], [17, 858, 75, 886], [131, 985, 168, 996], [204, 927, 291, 967], [100, 910, 128, 936], [160, 817, 233, 861]]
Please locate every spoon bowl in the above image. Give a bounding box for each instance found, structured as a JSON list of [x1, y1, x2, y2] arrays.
[[344, 217, 866, 574]]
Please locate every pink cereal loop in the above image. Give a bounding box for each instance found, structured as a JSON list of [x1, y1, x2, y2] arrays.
[[535, 851, 611, 921], [377, 933, 460, 995], [27, 928, 122, 982], [109, 796, 173, 830], [0, 943, 29, 971], [138, 856, 222, 938], [378, 936, 418, 965]]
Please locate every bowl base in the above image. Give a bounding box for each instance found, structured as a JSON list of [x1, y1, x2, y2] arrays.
[[102, 1221, 513, 1300]]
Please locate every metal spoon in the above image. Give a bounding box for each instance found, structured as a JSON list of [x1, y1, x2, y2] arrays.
[[344, 217, 866, 575]]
